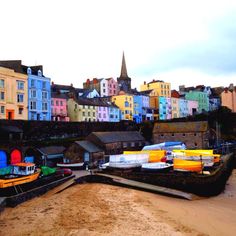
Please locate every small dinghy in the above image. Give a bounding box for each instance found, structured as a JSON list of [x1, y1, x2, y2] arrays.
[[141, 162, 173, 172]]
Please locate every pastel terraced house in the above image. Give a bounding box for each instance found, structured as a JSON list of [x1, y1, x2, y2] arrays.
[[0, 66, 28, 120], [112, 93, 133, 120], [27, 66, 51, 121], [140, 80, 171, 97], [51, 93, 69, 121], [100, 78, 118, 97], [67, 97, 96, 122]]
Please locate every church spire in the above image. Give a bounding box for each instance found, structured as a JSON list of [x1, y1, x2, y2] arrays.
[[120, 51, 128, 78], [117, 52, 131, 93]]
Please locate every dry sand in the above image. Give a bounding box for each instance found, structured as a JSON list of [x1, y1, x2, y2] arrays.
[[0, 170, 236, 236]]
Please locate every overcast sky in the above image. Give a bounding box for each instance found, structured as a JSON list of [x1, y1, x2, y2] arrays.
[[1, 0, 236, 90]]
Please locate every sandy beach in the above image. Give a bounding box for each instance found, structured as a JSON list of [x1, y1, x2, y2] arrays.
[[0, 170, 236, 236]]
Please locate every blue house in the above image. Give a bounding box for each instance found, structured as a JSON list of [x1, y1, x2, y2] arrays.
[[133, 95, 143, 123], [108, 102, 121, 122], [179, 98, 188, 118], [27, 66, 51, 120]]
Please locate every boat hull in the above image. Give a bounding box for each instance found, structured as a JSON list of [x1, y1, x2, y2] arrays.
[[141, 162, 173, 173], [57, 162, 84, 169], [0, 171, 40, 188]]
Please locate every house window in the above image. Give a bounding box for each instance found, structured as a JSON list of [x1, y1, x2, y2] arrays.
[[51, 100, 54, 106], [31, 79, 35, 87], [82, 112, 85, 116], [182, 133, 186, 136], [17, 81, 24, 90], [131, 142, 135, 147], [0, 79, 4, 88], [42, 91, 48, 99], [60, 101, 63, 106], [42, 81, 46, 89], [18, 107, 23, 115], [103, 113, 106, 118], [99, 113, 101, 118], [75, 104, 77, 109], [0, 91, 4, 100], [103, 89, 106, 93], [194, 133, 197, 136], [42, 102, 48, 111], [123, 142, 128, 148], [17, 93, 24, 103], [30, 101, 36, 110], [171, 133, 175, 136], [88, 112, 90, 116], [42, 114, 47, 120], [31, 90, 36, 98], [0, 106, 5, 114], [56, 100, 59, 106], [93, 112, 95, 117]]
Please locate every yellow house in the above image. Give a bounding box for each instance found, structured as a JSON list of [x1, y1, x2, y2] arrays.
[[140, 80, 171, 97], [112, 93, 133, 120], [0, 67, 28, 120], [67, 98, 96, 122]]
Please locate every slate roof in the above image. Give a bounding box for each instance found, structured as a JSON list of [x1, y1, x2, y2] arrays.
[[75, 140, 103, 152], [37, 146, 66, 155], [153, 121, 208, 133], [51, 92, 68, 99], [89, 131, 145, 143], [0, 60, 44, 76]]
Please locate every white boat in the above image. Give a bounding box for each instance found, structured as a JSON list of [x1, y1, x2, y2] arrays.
[[56, 162, 84, 168], [109, 162, 142, 169], [142, 142, 186, 151], [141, 162, 173, 172]]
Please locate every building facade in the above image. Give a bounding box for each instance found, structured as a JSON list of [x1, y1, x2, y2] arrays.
[[0, 67, 28, 120], [221, 86, 236, 112], [153, 121, 210, 149], [185, 90, 209, 112], [27, 67, 51, 121], [51, 93, 69, 121], [111, 93, 133, 120]]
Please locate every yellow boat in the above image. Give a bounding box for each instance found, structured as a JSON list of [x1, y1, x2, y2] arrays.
[[123, 150, 166, 163], [173, 158, 204, 172], [173, 150, 221, 164], [0, 163, 40, 188]]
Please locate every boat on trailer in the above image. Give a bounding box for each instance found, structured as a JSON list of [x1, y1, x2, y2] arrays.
[[0, 163, 40, 188]]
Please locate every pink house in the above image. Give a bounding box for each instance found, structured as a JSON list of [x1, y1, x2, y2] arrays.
[[96, 105, 109, 122], [51, 93, 70, 121], [187, 100, 198, 116]]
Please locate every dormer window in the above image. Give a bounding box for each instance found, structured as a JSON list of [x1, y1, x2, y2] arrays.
[[27, 67, 32, 75], [38, 70, 42, 76]]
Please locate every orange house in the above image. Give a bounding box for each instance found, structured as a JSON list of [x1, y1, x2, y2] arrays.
[[0, 66, 28, 120]]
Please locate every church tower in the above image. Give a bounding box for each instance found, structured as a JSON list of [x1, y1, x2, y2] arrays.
[[117, 52, 131, 93]]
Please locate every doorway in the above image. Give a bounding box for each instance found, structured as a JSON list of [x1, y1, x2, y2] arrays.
[[6, 109, 14, 120]]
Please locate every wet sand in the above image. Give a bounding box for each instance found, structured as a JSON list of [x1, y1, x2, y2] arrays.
[[0, 170, 235, 236]]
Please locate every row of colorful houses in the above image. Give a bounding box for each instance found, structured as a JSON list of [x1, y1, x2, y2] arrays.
[[0, 59, 235, 123]]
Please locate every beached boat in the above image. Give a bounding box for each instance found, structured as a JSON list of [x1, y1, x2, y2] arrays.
[[0, 163, 40, 188], [173, 158, 204, 172], [173, 150, 221, 166], [57, 162, 84, 168], [109, 162, 142, 169], [123, 150, 166, 163], [141, 162, 173, 172]]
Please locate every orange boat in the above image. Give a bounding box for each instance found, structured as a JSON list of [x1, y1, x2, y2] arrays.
[[173, 158, 204, 172], [0, 163, 40, 188]]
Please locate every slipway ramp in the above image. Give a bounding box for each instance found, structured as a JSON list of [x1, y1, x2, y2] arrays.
[[94, 173, 198, 200]]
